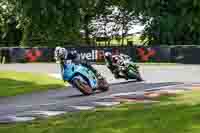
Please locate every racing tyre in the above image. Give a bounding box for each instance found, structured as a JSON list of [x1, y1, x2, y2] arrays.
[[73, 79, 93, 95], [128, 67, 143, 82], [135, 73, 143, 82], [98, 78, 109, 92]]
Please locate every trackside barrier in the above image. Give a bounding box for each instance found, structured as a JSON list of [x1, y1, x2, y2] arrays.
[[0, 46, 199, 64]]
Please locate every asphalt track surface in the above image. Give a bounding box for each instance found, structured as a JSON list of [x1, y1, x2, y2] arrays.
[[0, 63, 200, 123], [1, 63, 200, 83]]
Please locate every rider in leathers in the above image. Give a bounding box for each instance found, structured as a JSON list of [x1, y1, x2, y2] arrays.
[[104, 52, 125, 78], [54, 47, 103, 80]]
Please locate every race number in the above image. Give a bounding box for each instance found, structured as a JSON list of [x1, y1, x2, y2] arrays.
[[65, 60, 72, 64]]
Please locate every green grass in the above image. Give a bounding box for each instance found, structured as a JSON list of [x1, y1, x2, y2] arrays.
[[1, 90, 200, 133], [0, 71, 65, 97]]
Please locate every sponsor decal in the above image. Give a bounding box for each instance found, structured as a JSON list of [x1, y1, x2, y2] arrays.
[[137, 47, 156, 62], [25, 49, 42, 62], [72, 49, 120, 61]]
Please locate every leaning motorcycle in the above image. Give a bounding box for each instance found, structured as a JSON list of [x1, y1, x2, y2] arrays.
[[59, 60, 109, 95], [107, 54, 143, 81]]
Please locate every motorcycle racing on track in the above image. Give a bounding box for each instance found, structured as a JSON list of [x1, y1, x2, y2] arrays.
[[54, 47, 143, 95], [104, 52, 143, 81]]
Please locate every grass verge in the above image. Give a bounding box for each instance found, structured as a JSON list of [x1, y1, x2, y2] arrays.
[[0, 71, 65, 97], [1, 90, 200, 133]]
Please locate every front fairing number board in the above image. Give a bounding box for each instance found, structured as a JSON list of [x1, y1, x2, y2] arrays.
[[65, 60, 72, 64]]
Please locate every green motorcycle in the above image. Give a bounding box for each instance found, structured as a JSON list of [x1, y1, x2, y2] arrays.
[[125, 61, 143, 81], [108, 54, 143, 81]]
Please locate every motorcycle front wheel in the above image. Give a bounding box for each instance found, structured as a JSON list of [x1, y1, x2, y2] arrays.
[[128, 67, 143, 81], [73, 79, 93, 95]]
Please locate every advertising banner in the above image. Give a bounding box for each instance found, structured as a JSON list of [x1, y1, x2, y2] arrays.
[[134, 46, 171, 62], [7, 46, 200, 64], [10, 48, 54, 63]]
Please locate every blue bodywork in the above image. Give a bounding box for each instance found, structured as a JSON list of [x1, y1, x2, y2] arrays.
[[60, 61, 98, 90]]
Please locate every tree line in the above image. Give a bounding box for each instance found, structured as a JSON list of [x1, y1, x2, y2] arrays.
[[0, 0, 200, 47]]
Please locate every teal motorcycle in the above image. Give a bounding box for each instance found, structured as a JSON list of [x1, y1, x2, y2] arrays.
[[59, 60, 109, 95]]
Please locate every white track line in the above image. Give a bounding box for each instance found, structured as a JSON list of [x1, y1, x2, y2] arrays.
[[145, 83, 187, 92], [69, 106, 95, 110], [101, 83, 186, 99], [26, 111, 66, 117], [5, 116, 35, 122], [93, 102, 120, 106]]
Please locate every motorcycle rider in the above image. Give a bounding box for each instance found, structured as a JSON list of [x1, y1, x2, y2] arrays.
[[105, 52, 143, 81], [104, 52, 125, 78], [54, 46, 103, 80]]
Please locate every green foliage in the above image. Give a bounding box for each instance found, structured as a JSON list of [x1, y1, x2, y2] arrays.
[[127, 0, 200, 45], [1, 0, 200, 46], [0, 0, 22, 47], [89, 0, 139, 46], [11, 0, 81, 46]]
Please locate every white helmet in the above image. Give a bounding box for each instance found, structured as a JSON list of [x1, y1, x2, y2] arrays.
[[104, 52, 112, 65], [104, 52, 112, 59], [54, 46, 67, 61]]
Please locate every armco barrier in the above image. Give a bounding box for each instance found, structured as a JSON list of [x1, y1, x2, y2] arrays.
[[1, 46, 200, 64], [171, 46, 200, 64]]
